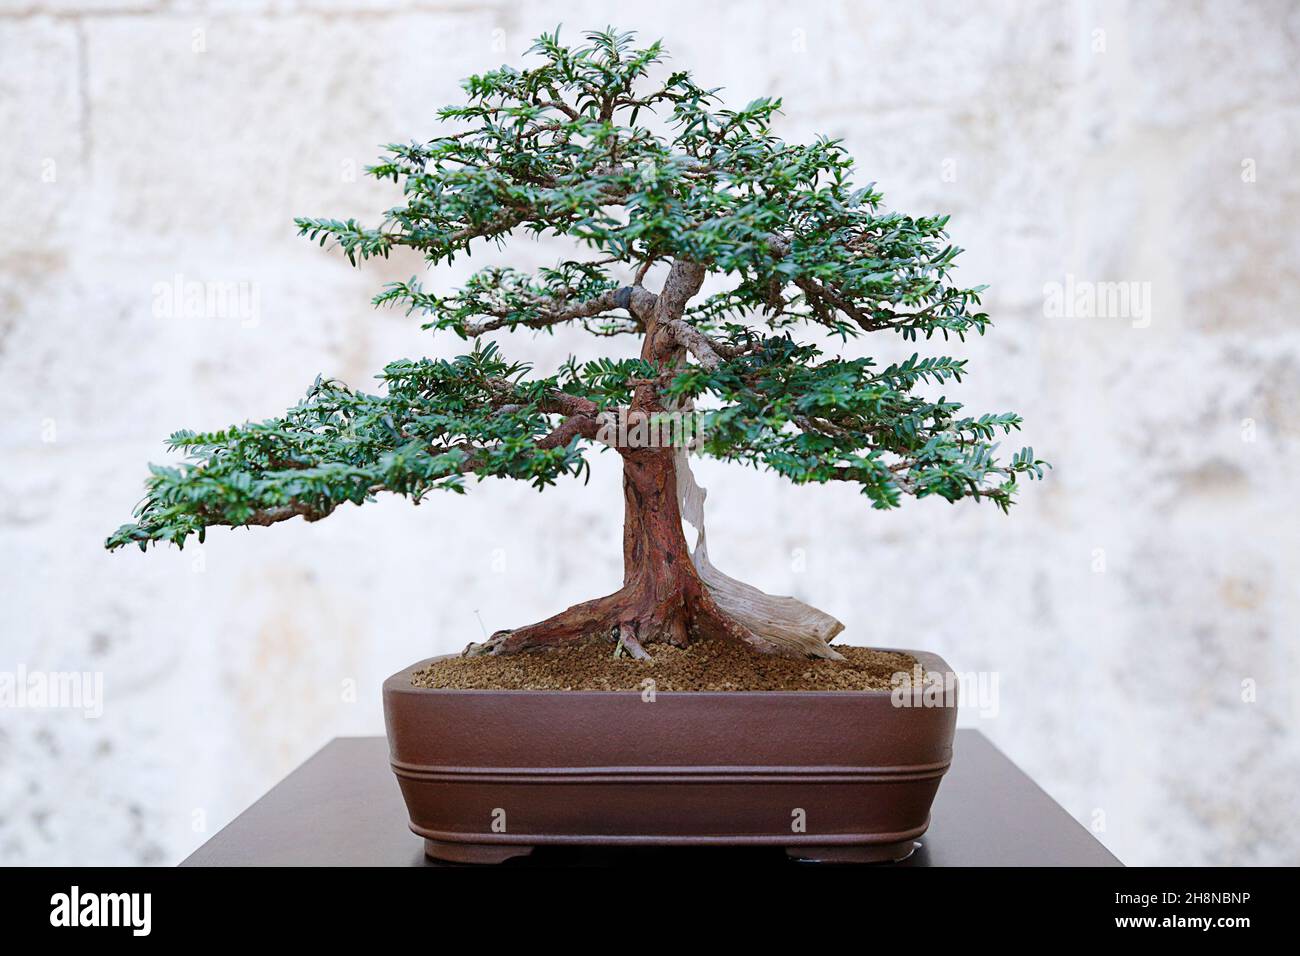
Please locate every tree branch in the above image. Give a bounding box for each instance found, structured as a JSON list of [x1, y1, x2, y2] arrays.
[[455, 284, 658, 336], [664, 319, 745, 370], [653, 261, 707, 324], [211, 500, 340, 527], [534, 414, 603, 449], [484, 378, 601, 419]]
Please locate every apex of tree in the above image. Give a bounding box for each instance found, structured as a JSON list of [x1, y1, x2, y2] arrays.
[[107, 27, 1046, 554]]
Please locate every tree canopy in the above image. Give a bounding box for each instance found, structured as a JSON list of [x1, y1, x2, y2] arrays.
[[107, 27, 1045, 553]]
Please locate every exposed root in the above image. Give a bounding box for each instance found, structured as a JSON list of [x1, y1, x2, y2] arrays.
[[460, 580, 808, 660], [461, 592, 621, 657], [615, 622, 651, 660]]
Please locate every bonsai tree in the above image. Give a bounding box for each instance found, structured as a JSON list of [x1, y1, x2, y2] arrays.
[[107, 28, 1045, 660]]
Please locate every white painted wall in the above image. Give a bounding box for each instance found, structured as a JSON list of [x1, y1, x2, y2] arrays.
[[1, 0, 1297, 865]]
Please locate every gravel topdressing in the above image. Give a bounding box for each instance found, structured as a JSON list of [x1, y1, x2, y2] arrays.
[[410, 639, 919, 692]]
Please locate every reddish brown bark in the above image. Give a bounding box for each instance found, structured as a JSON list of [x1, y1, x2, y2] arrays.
[[464, 388, 779, 658]]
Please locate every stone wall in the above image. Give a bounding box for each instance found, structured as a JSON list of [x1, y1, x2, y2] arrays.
[[1, 0, 1297, 865]]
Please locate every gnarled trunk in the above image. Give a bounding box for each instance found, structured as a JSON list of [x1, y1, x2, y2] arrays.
[[617, 445, 698, 652], [462, 442, 847, 658], [465, 440, 786, 658]]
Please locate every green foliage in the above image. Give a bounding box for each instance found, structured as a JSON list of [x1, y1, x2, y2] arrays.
[[295, 28, 984, 341], [110, 27, 1044, 552], [106, 346, 604, 551], [665, 335, 1047, 512]]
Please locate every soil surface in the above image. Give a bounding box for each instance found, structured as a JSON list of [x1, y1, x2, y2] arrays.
[[410, 639, 918, 692]]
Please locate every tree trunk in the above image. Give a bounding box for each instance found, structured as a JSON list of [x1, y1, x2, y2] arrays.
[[617, 444, 698, 651], [462, 442, 847, 658], [463, 259, 843, 660], [463, 402, 794, 658]]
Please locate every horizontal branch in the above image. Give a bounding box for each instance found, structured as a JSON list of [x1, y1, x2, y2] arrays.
[[461, 284, 657, 336], [211, 499, 340, 527], [483, 378, 601, 418], [664, 319, 752, 370], [534, 414, 604, 449]]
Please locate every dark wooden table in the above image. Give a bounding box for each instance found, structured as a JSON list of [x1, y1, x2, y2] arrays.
[[182, 730, 1121, 866]]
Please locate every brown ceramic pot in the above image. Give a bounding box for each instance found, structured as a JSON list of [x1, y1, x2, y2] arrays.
[[383, 649, 957, 864]]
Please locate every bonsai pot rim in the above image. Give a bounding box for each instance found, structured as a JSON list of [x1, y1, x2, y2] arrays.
[[384, 645, 940, 698], [383, 647, 958, 864]]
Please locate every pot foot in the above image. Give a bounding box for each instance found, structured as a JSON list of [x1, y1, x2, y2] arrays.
[[786, 841, 918, 864], [424, 840, 535, 865]]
